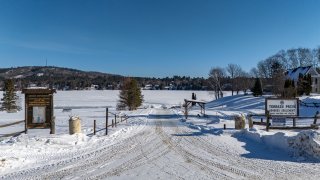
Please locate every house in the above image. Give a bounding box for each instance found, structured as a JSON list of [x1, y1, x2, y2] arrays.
[[286, 66, 320, 93], [143, 84, 153, 90]]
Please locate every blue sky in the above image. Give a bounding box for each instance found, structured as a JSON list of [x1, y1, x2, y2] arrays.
[[0, 0, 320, 77]]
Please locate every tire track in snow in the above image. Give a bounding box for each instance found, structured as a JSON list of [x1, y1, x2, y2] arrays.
[[88, 117, 186, 179], [154, 118, 251, 180], [1, 117, 149, 179]]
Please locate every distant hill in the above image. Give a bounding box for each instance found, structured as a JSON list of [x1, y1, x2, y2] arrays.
[[0, 66, 119, 79], [0, 66, 210, 91], [0, 66, 123, 90]]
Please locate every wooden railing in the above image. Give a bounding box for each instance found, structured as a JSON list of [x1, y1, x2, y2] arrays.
[[88, 108, 130, 136], [248, 113, 319, 131], [0, 120, 25, 138]]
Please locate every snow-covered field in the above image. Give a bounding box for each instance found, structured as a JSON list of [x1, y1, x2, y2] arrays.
[[1, 90, 320, 179]]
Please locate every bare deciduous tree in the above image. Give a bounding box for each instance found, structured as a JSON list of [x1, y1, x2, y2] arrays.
[[250, 67, 259, 78], [235, 71, 252, 95], [298, 48, 313, 66], [226, 64, 242, 95], [208, 67, 225, 99], [287, 49, 299, 69]]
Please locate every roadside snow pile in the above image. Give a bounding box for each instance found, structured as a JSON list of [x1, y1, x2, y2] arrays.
[[233, 129, 320, 161], [301, 96, 320, 104], [288, 130, 320, 160], [0, 133, 90, 147]]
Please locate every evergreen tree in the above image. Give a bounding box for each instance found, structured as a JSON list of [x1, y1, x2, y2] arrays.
[[283, 79, 296, 98], [297, 74, 312, 96], [304, 74, 312, 95], [297, 73, 304, 96], [0, 79, 21, 112], [251, 78, 263, 97], [117, 78, 143, 111]]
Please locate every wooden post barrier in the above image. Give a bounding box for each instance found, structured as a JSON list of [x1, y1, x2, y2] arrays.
[[261, 118, 263, 123], [50, 116, 56, 134], [314, 111, 319, 125], [94, 120, 96, 135], [106, 108, 108, 135], [248, 116, 253, 129], [293, 117, 296, 127], [224, 124, 226, 130], [112, 119, 114, 128], [184, 104, 188, 119], [115, 115, 117, 127], [266, 111, 270, 132], [25, 102, 28, 134]]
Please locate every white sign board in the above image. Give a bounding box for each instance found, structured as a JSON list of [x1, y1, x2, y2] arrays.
[[266, 99, 299, 116], [32, 106, 46, 123]]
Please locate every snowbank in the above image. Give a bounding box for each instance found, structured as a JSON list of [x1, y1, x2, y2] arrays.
[[288, 131, 320, 160], [233, 129, 320, 161], [301, 96, 320, 104]]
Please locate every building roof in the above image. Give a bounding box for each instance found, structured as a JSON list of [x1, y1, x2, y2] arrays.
[[286, 66, 312, 81]]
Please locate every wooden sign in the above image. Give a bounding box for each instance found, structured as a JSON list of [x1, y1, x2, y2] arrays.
[[22, 88, 56, 134]]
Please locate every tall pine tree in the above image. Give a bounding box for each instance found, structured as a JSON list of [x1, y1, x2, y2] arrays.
[[251, 78, 263, 97], [117, 78, 143, 111], [1, 79, 21, 112]]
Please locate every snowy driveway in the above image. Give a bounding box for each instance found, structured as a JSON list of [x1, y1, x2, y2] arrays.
[[1, 108, 320, 180]]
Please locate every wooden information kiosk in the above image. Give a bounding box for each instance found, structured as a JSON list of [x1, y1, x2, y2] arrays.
[[22, 88, 56, 134]]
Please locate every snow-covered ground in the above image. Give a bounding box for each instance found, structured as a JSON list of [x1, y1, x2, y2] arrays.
[[0, 90, 320, 179]]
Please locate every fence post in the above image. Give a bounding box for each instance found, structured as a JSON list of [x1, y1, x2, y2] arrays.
[[106, 108, 108, 135], [50, 116, 55, 134], [112, 119, 114, 128], [25, 119, 28, 134], [115, 115, 117, 127], [184, 101, 188, 119], [224, 124, 226, 130], [293, 117, 296, 127], [25, 102, 28, 134], [314, 111, 319, 125], [248, 116, 253, 129], [266, 111, 270, 132], [94, 120, 96, 135], [261, 118, 263, 123]]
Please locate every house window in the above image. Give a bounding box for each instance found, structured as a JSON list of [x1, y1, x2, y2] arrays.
[[316, 78, 318, 85]]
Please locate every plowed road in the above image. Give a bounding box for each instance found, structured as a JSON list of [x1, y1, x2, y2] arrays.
[[2, 109, 320, 180]]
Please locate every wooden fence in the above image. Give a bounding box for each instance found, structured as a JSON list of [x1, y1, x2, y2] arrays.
[[299, 100, 320, 108], [88, 108, 130, 136], [248, 113, 319, 131], [0, 120, 25, 138]]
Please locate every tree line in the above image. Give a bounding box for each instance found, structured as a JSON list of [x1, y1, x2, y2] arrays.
[[209, 47, 319, 99]]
